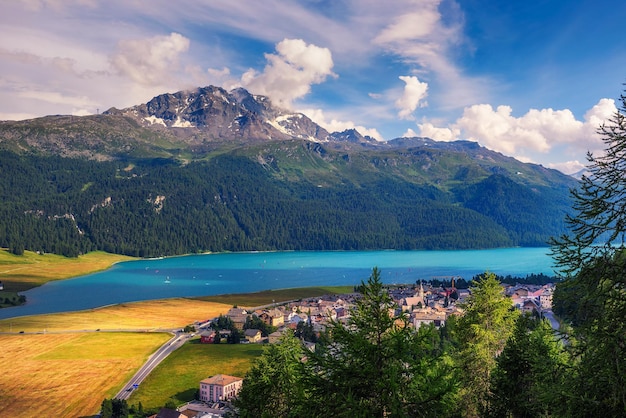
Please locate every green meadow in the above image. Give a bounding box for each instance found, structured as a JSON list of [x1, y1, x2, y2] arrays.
[[128, 340, 263, 410]]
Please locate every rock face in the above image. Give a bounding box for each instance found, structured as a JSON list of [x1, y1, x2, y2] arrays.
[[104, 86, 331, 143]]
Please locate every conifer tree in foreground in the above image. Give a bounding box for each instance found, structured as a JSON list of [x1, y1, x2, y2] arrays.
[[454, 272, 518, 418], [551, 86, 626, 416]]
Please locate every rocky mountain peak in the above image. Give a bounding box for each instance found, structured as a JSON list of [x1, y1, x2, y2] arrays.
[[104, 86, 330, 143]]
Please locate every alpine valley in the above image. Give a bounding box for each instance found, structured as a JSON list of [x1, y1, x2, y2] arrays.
[[0, 86, 578, 257]]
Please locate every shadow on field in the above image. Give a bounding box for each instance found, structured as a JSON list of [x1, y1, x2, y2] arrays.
[[174, 387, 199, 403]]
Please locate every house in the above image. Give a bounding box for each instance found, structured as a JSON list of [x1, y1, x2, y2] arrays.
[[412, 308, 447, 329], [225, 308, 248, 330], [268, 329, 285, 344], [200, 331, 216, 344], [259, 308, 285, 327], [521, 298, 540, 314], [244, 328, 262, 343], [539, 287, 554, 310], [199, 374, 243, 403]]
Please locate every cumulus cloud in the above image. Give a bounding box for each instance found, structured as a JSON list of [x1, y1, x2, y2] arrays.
[[416, 122, 459, 142], [240, 38, 336, 108], [549, 160, 587, 175], [395, 75, 428, 119], [415, 99, 617, 172], [301, 107, 383, 141], [110, 32, 190, 86], [403, 128, 419, 137]]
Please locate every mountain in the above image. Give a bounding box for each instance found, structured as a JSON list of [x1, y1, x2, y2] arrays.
[[104, 86, 332, 144], [0, 86, 578, 257]]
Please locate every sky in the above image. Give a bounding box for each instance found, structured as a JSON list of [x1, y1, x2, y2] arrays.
[[2, 0, 626, 174]]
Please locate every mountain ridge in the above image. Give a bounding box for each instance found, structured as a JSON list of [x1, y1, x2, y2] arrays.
[[0, 85, 578, 257]]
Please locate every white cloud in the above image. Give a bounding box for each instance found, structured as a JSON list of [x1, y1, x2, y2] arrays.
[[455, 104, 552, 154], [301, 107, 383, 141], [580, 98, 616, 151], [395, 75, 428, 119], [374, 9, 440, 44], [369, 0, 483, 110], [416, 99, 617, 171], [403, 128, 418, 137], [416, 122, 459, 142], [548, 160, 587, 175], [110, 32, 190, 86], [240, 38, 336, 109]]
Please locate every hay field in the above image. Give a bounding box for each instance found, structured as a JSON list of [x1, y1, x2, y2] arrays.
[[0, 298, 232, 333], [0, 298, 233, 417], [0, 332, 169, 417]]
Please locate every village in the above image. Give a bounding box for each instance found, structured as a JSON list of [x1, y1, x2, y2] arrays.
[[156, 280, 555, 418]]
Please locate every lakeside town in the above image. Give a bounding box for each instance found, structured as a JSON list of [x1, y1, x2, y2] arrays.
[[160, 280, 555, 418]]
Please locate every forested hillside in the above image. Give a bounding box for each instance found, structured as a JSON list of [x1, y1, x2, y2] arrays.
[[0, 140, 573, 257]]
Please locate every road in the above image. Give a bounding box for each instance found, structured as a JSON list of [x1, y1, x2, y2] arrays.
[[114, 331, 189, 400], [542, 310, 560, 330]]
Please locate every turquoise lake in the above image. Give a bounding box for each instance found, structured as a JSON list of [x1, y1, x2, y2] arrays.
[[0, 248, 556, 319]]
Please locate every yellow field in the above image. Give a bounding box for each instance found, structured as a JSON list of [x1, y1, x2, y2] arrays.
[[0, 298, 231, 333], [0, 332, 169, 417], [0, 250, 134, 292], [0, 298, 233, 417]]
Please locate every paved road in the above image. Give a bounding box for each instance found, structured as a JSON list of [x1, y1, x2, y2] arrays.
[[542, 310, 560, 330], [114, 331, 188, 400]]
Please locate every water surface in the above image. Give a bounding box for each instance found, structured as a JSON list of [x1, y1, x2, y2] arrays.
[[0, 248, 555, 319]]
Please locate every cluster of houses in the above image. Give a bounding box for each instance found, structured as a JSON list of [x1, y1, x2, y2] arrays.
[[167, 280, 555, 417]]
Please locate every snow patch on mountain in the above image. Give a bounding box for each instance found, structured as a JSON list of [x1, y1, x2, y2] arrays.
[[144, 115, 167, 127]]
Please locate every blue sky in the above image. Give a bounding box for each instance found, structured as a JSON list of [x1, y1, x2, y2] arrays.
[[2, 0, 625, 174]]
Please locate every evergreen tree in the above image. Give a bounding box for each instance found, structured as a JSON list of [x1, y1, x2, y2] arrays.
[[551, 86, 626, 416], [244, 314, 276, 337], [111, 398, 129, 418], [235, 331, 306, 418], [455, 272, 519, 417], [488, 314, 568, 417], [100, 399, 113, 418]]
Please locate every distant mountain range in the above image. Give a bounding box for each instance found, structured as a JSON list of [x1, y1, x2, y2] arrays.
[[0, 86, 578, 257]]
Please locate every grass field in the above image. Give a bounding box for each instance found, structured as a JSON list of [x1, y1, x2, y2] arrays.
[[129, 341, 263, 410], [196, 285, 356, 307], [0, 332, 170, 417], [0, 250, 134, 292]]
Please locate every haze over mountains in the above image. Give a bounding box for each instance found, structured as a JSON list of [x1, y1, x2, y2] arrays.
[[0, 86, 578, 257]]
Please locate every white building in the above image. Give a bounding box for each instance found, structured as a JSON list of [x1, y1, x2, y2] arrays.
[[199, 374, 243, 403]]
